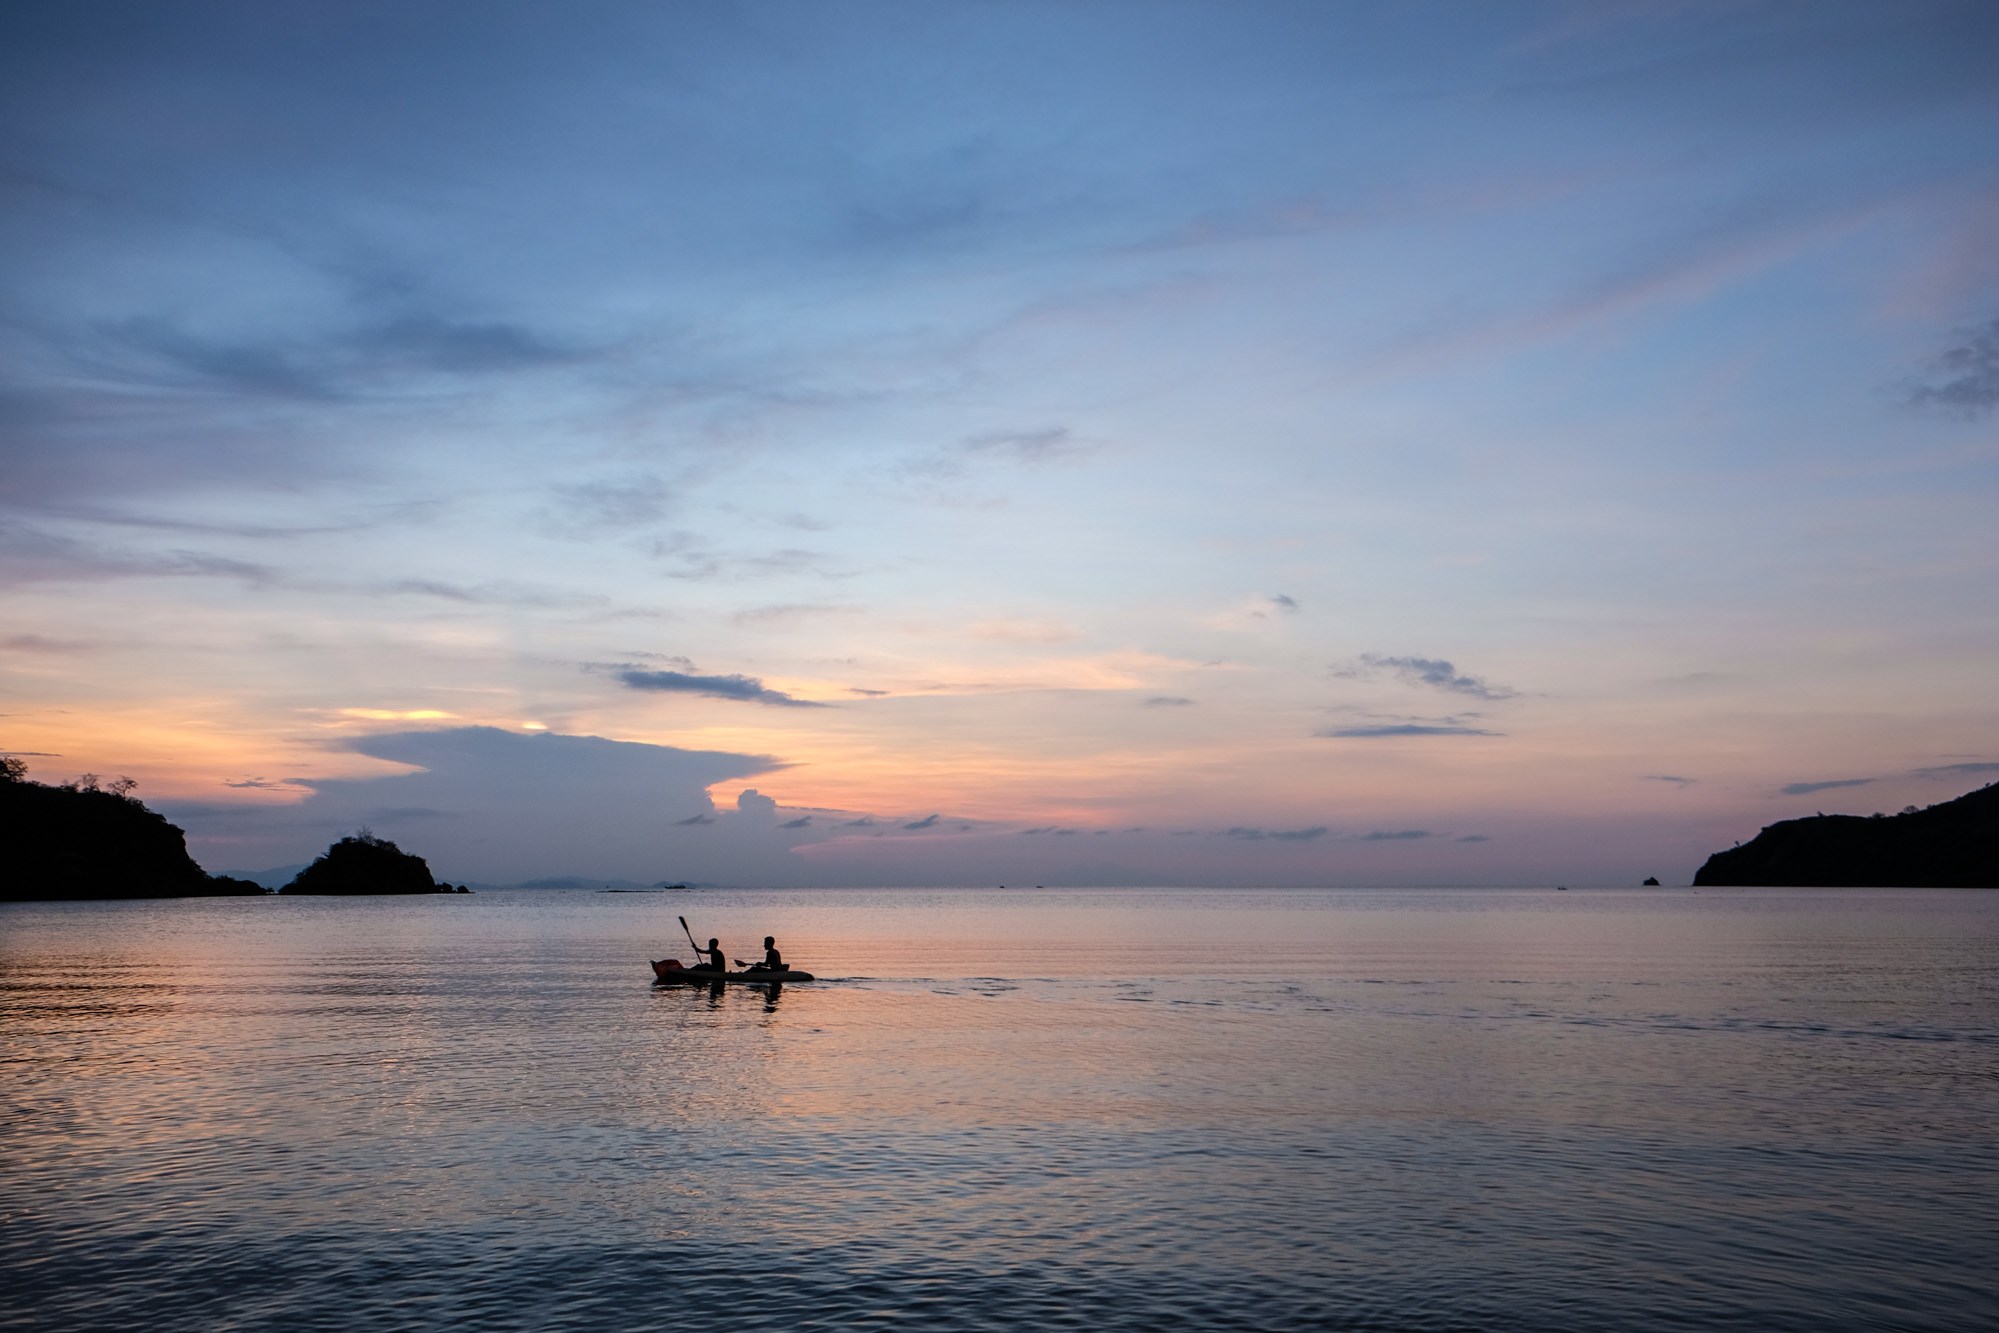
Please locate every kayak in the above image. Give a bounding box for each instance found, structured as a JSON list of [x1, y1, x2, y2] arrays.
[[651, 960, 815, 983]]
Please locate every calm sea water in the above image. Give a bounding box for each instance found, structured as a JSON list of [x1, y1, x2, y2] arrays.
[[2, 887, 1995, 1332]]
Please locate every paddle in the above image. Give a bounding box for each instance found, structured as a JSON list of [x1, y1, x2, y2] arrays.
[[678, 915, 704, 966]]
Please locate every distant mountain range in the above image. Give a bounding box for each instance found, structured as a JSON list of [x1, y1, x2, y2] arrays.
[[1695, 781, 1999, 887]]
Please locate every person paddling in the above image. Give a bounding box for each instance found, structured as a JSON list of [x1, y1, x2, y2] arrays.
[[697, 937, 727, 972], [738, 936, 783, 972]]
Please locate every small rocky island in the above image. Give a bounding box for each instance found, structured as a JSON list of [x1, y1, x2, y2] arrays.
[[1694, 781, 1999, 887], [282, 830, 464, 895], [1, 760, 266, 900]]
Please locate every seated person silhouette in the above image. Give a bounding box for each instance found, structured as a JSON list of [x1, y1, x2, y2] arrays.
[[739, 936, 783, 971]]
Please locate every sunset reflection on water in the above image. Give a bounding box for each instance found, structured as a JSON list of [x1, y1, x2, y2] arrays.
[[4, 887, 1996, 1332]]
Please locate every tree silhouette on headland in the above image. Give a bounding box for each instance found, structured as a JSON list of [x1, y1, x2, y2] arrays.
[[1694, 781, 1999, 887], [0, 759, 267, 901]]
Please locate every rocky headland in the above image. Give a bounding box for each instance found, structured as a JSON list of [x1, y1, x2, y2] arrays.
[[1694, 781, 1999, 887], [0, 764, 268, 901]]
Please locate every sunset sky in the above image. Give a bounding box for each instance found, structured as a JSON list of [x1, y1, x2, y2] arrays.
[[3, 1, 1996, 885]]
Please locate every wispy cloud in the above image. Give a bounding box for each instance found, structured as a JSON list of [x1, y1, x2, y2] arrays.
[[966, 617, 1077, 643], [642, 535, 843, 584], [1779, 778, 1874, 796], [1318, 722, 1502, 738], [1225, 825, 1329, 841], [82, 311, 578, 403], [734, 603, 856, 627], [1905, 316, 1999, 418], [962, 426, 1084, 463], [1357, 829, 1431, 841], [1143, 696, 1194, 707], [1334, 653, 1518, 700], [1911, 761, 1999, 780], [0, 632, 91, 653], [616, 667, 827, 708], [674, 812, 715, 825], [0, 523, 280, 587], [371, 578, 596, 608], [903, 813, 940, 830], [548, 474, 673, 531], [1644, 774, 1696, 788]]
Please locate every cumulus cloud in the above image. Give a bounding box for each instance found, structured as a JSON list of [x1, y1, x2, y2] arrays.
[[1779, 778, 1874, 796], [158, 727, 784, 883], [1334, 653, 1517, 700], [617, 667, 826, 707], [736, 788, 777, 821], [1905, 317, 1999, 418]]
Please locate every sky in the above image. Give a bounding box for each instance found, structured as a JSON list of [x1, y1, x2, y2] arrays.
[[2, 0, 1996, 886]]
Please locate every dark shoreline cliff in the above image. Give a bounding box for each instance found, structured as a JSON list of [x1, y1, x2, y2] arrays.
[[1694, 781, 1999, 888], [0, 772, 267, 901]]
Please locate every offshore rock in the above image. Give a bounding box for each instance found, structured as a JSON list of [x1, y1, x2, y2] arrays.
[[282, 831, 443, 895], [1693, 782, 1999, 887]]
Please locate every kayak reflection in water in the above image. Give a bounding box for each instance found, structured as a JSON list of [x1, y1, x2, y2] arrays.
[[737, 936, 783, 971]]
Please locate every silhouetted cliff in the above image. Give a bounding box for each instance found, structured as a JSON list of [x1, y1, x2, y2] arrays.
[[1694, 782, 1999, 887], [282, 831, 442, 894], [0, 769, 269, 901]]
